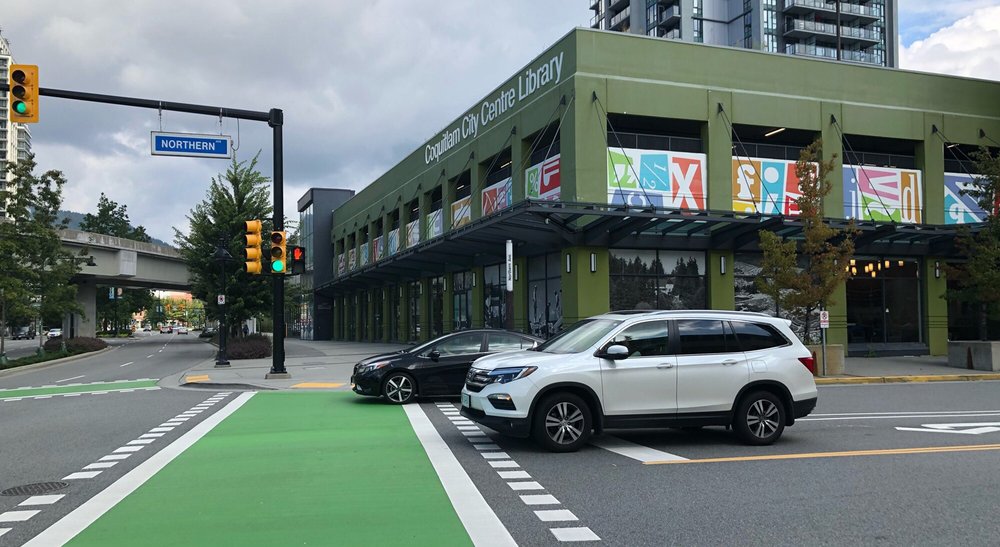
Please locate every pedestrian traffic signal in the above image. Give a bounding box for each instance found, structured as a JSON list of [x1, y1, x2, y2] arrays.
[[289, 245, 306, 274], [243, 220, 263, 274], [270, 231, 287, 274], [8, 64, 39, 123]]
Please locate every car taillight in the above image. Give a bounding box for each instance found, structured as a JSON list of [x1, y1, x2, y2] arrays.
[[798, 356, 816, 375]]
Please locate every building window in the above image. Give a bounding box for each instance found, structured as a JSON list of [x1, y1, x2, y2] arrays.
[[408, 281, 421, 341], [483, 264, 507, 329], [453, 271, 473, 331], [528, 252, 563, 338], [609, 250, 706, 311], [430, 276, 445, 338]]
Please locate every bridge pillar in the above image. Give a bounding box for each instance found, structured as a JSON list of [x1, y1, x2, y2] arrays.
[[69, 279, 97, 338]]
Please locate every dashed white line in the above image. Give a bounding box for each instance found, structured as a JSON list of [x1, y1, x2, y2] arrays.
[[521, 494, 560, 505], [535, 509, 579, 522], [481, 452, 510, 459], [488, 461, 520, 469], [550, 527, 601, 542], [120, 362, 134, 367], [498, 470, 531, 480], [0, 510, 40, 522], [64, 471, 102, 480], [508, 481, 544, 491], [127, 439, 156, 446], [113, 446, 144, 454], [0, 528, 11, 537], [139, 433, 165, 439], [149, 427, 174, 433], [99, 454, 131, 462], [55, 375, 85, 383], [19, 495, 64, 506], [84, 462, 119, 470], [146, 355, 154, 358], [474, 444, 500, 451]]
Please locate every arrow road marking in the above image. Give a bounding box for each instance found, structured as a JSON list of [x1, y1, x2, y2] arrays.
[[895, 422, 1000, 435]]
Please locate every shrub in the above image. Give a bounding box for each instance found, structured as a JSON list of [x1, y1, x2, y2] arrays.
[[227, 333, 272, 359], [43, 336, 108, 353]]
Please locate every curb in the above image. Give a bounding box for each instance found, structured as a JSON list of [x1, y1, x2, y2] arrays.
[[0, 346, 115, 378], [179, 382, 276, 391], [816, 373, 1000, 385]]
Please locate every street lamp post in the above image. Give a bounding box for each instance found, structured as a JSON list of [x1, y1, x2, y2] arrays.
[[214, 239, 233, 368]]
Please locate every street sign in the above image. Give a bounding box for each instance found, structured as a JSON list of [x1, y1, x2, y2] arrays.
[[505, 239, 513, 292], [217, 295, 226, 305], [151, 131, 232, 159], [819, 310, 830, 329]]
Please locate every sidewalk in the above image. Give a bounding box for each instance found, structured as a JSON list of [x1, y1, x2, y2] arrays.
[[166, 338, 1000, 391]]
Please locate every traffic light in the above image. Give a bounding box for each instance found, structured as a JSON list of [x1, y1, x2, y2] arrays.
[[8, 64, 39, 123], [289, 245, 306, 274], [270, 231, 287, 274], [243, 220, 263, 274]]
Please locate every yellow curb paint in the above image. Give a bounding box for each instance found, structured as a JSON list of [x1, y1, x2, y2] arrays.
[[643, 443, 1000, 465], [815, 374, 1000, 385], [185, 375, 210, 383], [290, 382, 345, 389]]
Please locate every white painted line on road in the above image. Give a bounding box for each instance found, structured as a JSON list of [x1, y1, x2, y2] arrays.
[[468, 437, 493, 443], [481, 452, 510, 459], [474, 444, 500, 451], [801, 412, 1000, 422], [149, 427, 174, 433], [19, 495, 65, 506], [99, 454, 131, 461], [0, 528, 11, 537], [64, 393, 82, 397], [24, 392, 255, 547], [550, 527, 600, 542], [113, 446, 144, 453], [146, 355, 154, 358], [84, 462, 119, 470], [520, 494, 560, 505], [508, 481, 544, 491], [0, 510, 40, 522], [498, 470, 531, 480], [457, 426, 480, 431], [64, 471, 102, 480], [488, 461, 520, 469], [90, 391, 109, 395], [35, 395, 52, 399], [120, 362, 134, 367], [535, 509, 579, 522], [161, 421, 185, 426], [590, 435, 688, 463], [462, 431, 487, 437], [140, 433, 165, 439], [127, 439, 156, 445], [56, 375, 85, 383], [402, 404, 516, 547]]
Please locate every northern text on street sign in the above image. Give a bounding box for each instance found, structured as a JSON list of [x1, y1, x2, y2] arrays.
[[151, 131, 232, 159]]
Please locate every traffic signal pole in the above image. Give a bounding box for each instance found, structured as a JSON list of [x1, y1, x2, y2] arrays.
[[0, 83, 288, 376]]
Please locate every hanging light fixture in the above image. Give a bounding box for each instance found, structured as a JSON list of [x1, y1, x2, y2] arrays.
[[884, 259, 890, 269], [870, 270, 876, 278], [898, 260, 904, 267], [850, 259, 856, 266], [851, 266, 857, 275]]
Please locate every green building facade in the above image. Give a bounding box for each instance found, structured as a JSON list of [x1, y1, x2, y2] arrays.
[[318, 28, 1000, 357]]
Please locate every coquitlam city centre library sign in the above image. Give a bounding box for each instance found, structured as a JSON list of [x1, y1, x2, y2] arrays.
[[424, 52, 565, 165]]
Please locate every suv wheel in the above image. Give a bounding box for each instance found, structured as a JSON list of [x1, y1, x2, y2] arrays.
[[733, 391, 785, 445], [382, 372, 416, 404], [532, 393, 592, 452]]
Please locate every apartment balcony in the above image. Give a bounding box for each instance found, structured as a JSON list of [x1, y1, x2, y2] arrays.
[[783, 0, 837, 16], [837, 2, 880, 24], [607, 0, 629, 12], [609, 6, 631, 30], [839, 25, 881, 45], [784, 18, 837, 39], [785, 42, 838, 60], [591, 12, 604, 29], [590, 0, 602, 11], [841, 48, 880, 65], [655, 4, 681, 28]]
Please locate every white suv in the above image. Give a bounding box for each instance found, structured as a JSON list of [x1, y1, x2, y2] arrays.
[[460, 310, 818, 452]]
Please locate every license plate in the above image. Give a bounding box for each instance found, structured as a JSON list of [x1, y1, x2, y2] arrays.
[[461, 393, 470, 408]]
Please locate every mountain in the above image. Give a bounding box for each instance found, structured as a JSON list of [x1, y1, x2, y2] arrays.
[[57, 210, 173, 248]]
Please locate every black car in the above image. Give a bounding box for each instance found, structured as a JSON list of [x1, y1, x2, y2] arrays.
[[351, 329, 542, 404]]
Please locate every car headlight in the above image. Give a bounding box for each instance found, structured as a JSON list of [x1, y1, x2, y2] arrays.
[[360, 361, 391, 373], [487, 366, 537, 384]]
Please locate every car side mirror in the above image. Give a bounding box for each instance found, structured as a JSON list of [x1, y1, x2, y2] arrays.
[[429, 349, 441, 361], [597, 344, 629, 360]]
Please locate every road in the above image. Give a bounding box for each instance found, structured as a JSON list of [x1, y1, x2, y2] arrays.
[[0, 332, 226, 546]]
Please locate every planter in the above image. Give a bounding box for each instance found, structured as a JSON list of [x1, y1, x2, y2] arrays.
[[947, 341, 1000, 372], [806, 344, 844, 376]]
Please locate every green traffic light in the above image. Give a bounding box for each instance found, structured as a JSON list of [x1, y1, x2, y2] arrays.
[[271, 260, 285, 272], [13, 101, 27, 114]]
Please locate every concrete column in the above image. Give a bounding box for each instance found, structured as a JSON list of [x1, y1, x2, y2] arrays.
[[71, 279, 97, 338], [924, 258, 948, 356]]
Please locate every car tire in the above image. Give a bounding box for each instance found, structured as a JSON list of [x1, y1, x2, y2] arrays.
[[733, 391, 785, 445], [532, 393, 592, 453], [382, 372, 417, 404]]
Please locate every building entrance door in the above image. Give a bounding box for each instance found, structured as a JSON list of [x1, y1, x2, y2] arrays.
[[846, 260, 923, 355]]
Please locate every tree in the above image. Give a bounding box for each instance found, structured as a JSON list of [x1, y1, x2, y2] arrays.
[[0, 154, 81, 358], [756, 140, 858, 343], [944, 147, 1000, 340], [174, 155, 272, 336], [80, 193, 156, 333]]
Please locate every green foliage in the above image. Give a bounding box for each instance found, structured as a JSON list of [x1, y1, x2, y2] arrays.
[[174, 155, 273, 330], [0, 154, 81, 357], [2, 337, 106, 370], [944, 147, 1000, 340], [79, 193, 152, 242], [226, 333, 273, 359], [756, 140, 858, 343]]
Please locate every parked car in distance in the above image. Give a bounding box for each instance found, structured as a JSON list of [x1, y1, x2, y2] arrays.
[[143, 325, 151, 332], [47, 328, 63, 339], [198, 328, 217, 339], [12, 327, 35, 340], [176, 326, 189, 335], [461, 310, 818, 452], [159, 326, 171, 334], [351, 329, 542, 404]]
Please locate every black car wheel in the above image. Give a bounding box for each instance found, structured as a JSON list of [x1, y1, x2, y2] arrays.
[[532, 393, 592, 453], [382, 372, 416, 404], [733, 391, 785, 445]]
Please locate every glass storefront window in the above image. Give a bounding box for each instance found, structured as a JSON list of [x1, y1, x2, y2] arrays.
[[453, 272, 473, 331], [527, 253, 563, 338], [846, 259, 922, 347], [483, 264, 507, 329], [610, 250, 706, 311], [431, 276, 445, 338], [408, 281, 421, 341]]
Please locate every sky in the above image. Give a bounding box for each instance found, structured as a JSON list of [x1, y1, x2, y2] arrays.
[[3, 1, 999, 244]]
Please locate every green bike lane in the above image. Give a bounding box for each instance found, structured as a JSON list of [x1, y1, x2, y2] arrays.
[[42, 392, 476, 546]]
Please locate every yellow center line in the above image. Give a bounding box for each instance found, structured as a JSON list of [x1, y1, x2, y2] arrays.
[[291, 382, 345, 389], [643, 443, 1000, 465]]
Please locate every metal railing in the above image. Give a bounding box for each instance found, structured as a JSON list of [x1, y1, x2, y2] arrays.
[[785, 18, 837, 35], [610, 7, 631, 28]]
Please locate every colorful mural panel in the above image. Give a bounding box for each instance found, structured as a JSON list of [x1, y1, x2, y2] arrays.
[[607, 148, 707, 210], [731, 157, 808, 216], [348, 248, 356, 271], [372, 236, 384, 262], [944, 172, 987, 224], [526, 154, 561, 200], [426, 209, 443, 238], [337, 254, 346, 276], [387, 228, 400, 255], [406, 219, 420, 248], [451, 196, 472, 228], [482, 177, 513, 216], [359, 242, 369, 267], [843, 165, 923, 223]]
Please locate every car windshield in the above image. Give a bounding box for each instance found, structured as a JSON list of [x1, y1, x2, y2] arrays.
[[534, 319, 622, 354]]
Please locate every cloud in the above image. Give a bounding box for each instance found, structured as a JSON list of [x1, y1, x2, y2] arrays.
[[899, 6, 1000, 81], [897, 0, 999, 45]]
